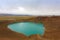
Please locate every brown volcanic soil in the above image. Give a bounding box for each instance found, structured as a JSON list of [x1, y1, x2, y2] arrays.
[[0, 16, 60, 40]]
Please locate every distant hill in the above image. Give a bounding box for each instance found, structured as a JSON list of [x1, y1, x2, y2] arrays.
[[0, 13, 32, 16]]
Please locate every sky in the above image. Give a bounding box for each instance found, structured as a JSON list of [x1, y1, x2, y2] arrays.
[[0, 0, 60, 15]]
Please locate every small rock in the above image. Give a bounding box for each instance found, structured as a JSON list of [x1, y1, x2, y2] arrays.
[[29, 34, 42, 40]]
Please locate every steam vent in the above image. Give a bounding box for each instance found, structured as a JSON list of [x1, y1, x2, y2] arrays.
[[0, 16, 60, 40]]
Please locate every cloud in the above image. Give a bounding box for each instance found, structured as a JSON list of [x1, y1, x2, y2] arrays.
[[0, 6, 60, 15]]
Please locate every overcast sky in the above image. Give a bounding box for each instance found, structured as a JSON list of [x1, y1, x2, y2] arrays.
[[0, 0, 60, 15]]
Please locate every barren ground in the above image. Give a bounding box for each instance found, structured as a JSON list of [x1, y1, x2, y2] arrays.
[[0, 16, 60, 40]]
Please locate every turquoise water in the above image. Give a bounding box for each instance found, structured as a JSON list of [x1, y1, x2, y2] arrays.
[[8, 22, 45, 36]]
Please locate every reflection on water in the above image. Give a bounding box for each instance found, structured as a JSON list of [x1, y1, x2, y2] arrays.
[[8, 22, 45, 36]]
